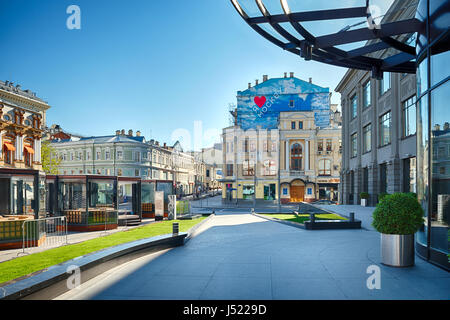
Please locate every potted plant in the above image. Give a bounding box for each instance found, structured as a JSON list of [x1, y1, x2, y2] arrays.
[[372, 193, 424, 267], [360, 192, 369, 207], [378, 192, 389, 203]]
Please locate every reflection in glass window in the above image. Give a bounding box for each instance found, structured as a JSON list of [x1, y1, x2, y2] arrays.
[[318, 159, 331, 176], [403, 96, 417, 137], [380, 73, 391, 95], [363, 80, 371, 107], [363, 124, 372, 153], [351, 94, 357, 119], [430, 81, 450, 254], [351, 133, 357, 158], [379, 111, 391, 147]]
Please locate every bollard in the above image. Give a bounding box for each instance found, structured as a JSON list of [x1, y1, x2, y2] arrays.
[[172, 222, 179, 236], [349, 212, 355, 222], [212, 209, 215, 215], [309, 213, 315, 223], [251, 208, 255, 214]]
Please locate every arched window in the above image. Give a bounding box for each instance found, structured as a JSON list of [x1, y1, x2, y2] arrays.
[[291, 143, 303, 171], [319, 159, 332, 176]]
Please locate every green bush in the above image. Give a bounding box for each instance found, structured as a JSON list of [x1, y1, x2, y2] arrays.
[[372, 193, 424, 235], [360, 192, 369, 199], [378, 192, 389, 202], [406, 192, 417, 199]]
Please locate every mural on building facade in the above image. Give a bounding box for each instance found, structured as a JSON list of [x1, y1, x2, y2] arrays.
[[237, 78, 331, 130]]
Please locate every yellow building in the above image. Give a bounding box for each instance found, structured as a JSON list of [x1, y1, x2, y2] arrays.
[[221, 106, 341, 204]]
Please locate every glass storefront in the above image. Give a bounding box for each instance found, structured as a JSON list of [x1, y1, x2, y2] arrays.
[[0, 170, 40, 218], [415, 0, 450, 270]]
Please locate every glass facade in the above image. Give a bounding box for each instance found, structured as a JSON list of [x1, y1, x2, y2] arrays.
[[415, 0, 450, 270]]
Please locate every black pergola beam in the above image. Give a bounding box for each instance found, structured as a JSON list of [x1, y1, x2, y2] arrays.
[[247, 7, 367, 25], [314, 19, 422, 48], [382, 52, 415, 68], [345, 41, 391, 58]]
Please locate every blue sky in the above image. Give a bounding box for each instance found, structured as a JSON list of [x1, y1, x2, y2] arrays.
[[0, 0, 392, 150]]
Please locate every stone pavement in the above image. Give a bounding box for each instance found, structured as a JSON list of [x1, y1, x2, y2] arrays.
[[55, 208, 450, 300]]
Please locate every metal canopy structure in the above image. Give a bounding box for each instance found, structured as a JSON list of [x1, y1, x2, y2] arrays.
[[230, 0, 422, 78]]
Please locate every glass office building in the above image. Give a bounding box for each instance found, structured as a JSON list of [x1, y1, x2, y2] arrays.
[[415, 0, 450, 270]]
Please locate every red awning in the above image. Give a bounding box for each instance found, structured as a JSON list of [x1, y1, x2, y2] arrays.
[[3, 142, 15, 151], [24, 146, 34, 154]]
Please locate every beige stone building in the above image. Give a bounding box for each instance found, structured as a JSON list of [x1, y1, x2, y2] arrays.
[[221, 104, 341, 203]]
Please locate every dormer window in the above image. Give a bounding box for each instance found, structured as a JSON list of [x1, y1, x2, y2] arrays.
[[3, 115, 10, 121], [24, 119, 31, 126], [289, 100, 295, 108]]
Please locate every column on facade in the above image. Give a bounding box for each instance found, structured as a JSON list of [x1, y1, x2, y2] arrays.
[[342, 171, 350, 205], [34, 138, 41, 163], [305, 140, 309, 171], [368, 164, 378, 206], [285, 140, 289, 171], [387, 158, 401, 194], [0, 132, 2, 159], [16, 134, 23, 161], [354, 167, 363, 205]]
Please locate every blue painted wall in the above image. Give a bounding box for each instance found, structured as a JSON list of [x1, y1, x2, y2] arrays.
[[236, 77, 331, 130]]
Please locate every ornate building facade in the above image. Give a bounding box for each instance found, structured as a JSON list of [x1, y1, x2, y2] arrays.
[[221, 73, 341, 203], [0, 81, 49, 171]]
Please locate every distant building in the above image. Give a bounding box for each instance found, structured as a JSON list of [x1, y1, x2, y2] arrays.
[[221, 73, 341, 203], [43, 124, 83, 142], [50, 129, 152, 178]]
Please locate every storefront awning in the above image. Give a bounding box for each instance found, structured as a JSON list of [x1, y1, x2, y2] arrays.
[[3, 142, 15, 151], [24, 146, 35, 154]]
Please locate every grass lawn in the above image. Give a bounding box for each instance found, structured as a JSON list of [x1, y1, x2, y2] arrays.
[[261, 213, 347, 224], [0, 218, 205, 285]]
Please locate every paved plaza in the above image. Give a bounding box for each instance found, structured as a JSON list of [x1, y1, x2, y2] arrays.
[[56, 206, 450, 300]]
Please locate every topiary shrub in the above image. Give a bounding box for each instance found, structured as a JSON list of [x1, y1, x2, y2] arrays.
[[378, 192, 389, 202], [360, 192, 369, 200], [372, 193, 424, 235], [406, 192, 417, 199]]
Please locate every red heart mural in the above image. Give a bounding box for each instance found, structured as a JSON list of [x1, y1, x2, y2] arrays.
[[254, 96, 266, 108]]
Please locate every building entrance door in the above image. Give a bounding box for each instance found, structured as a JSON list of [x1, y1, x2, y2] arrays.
[[290, 186, 304, 202]]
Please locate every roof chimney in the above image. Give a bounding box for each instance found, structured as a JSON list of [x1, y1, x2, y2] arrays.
[[163, 142, 167, 148], [128, 129, 133, 136], [115, 130, 120, 135], [263, 75, 268, 82], [248, 83, 251, 89], [444, 122, 450, 131], [121, 129, 125, 135], [16, 84, 21, 90], [434, 124, 441, 131], [309, 77, 312, 83], [290, 72, 294, 78], [155, 141, 159, 146], [136, 130, 141, 137], [5, 80, 9, 86], [284, 72, 287, 78], [255, 79, 259, 86]]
